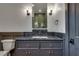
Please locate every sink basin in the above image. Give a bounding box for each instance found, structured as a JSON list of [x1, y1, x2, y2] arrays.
[[32, 36, 48, 39]]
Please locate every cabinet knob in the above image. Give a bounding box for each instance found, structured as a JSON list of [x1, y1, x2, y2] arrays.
[[48, 50, 51, 55], [48, 50, 53, 56], [26, 52, 28, 56], [28, 51, 31, 56], [69, 38, 74, 45]]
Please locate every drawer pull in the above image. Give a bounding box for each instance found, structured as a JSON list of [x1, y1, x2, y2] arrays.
[[48, 50, 53, 56], [48, 50, 51, 55], [28, 51, 31, 56], [26, 52, 28, 56], [26, 51, 31, 56]]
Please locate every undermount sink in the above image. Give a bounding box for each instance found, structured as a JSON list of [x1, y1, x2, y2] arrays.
[[32, 36, 48, 39]]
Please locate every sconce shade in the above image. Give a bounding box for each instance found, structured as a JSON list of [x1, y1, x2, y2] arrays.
[[49, 10, 52, 15], [27, 10, 30, 16]]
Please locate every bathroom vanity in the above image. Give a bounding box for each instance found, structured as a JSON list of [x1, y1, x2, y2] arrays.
[[12, 36, 64, 56]]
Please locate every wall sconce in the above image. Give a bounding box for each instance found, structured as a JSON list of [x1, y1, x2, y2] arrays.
[[26, 10, 30, 16], [49, 10, 52, 15], [55, 19, 59, 25]]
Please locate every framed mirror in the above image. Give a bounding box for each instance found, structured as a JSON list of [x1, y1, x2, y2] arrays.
[[32, 3, 47, 29]]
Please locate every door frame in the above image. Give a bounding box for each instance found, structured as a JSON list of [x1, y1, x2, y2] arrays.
[[64, 3, 76, 56], [68, 3, 76, 56], [64, 3, 69, 56]]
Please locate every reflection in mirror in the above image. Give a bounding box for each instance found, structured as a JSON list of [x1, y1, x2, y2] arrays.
[[32, 3, 47, 29]]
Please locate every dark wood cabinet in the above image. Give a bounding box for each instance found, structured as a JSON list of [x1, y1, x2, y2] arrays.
[[12, 39, 63, 56], [13, 49, 26, 56]]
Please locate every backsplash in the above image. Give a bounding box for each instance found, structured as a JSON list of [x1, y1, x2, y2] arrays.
[[0, 31, 64, 40], [0, 32, 24, 40], [23, 30, 47, 37], [47, 32, 64, 38], [24, 30, 64, 38], [32, 30, 47, 36]]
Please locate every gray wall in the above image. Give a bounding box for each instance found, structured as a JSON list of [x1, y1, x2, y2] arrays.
[[0, 3, 32, 32], [47, 3, 65, 33]]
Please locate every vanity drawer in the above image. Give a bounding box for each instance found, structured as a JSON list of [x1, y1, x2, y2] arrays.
[[51, 49, 63, 56], [40, 41, 63, 48], [16, 40, 39, 48], [13, 49, 39, 56], [39, 49, 63, 56]]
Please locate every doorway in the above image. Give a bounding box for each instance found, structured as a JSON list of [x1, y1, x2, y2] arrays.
[[68, 3, 79, 56]]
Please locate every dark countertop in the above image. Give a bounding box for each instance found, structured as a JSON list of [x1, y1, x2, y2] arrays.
[[16, 36, 63, 41]]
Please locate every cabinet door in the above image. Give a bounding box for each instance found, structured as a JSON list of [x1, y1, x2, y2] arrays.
[[47, 3, 65, 33], [50, 49, 63, 56], [39, 49, 49, 56], [13, 49, 26, 56]]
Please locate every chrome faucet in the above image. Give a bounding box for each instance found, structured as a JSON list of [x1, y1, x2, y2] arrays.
[[38, 30, 41, 35]]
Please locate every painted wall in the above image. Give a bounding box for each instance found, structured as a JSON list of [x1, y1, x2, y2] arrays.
[[0, 3, 32, 32], [47, 3, 65, 33]]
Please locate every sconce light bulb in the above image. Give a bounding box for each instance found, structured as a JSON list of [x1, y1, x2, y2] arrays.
[[38, 9, 42, 12], [27, 10, 28, 13], [50, 10, 52, 13], [32, 4, 34, 7]]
